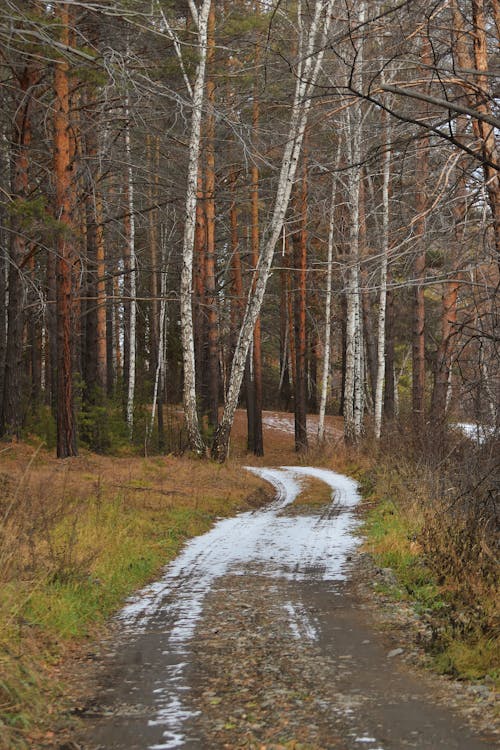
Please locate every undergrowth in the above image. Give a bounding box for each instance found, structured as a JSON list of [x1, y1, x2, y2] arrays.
[[357, 423, 499, 684], [0, 443, 265, 749]]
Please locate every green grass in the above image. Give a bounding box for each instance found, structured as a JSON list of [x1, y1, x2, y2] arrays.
[[0, 450, 267, 748], [360, 470, 499, 685]]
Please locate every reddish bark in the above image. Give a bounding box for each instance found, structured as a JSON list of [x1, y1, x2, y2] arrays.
[[54, 3, 77, 457]]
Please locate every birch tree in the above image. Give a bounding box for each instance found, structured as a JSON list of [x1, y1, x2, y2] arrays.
[[374, 97, 392, 440], [317, 174, 337, 443], [179, 0, 212, 456], [211, 0, 336, 461], [124, 99, 136, 438], [343, 1, 365, 444]]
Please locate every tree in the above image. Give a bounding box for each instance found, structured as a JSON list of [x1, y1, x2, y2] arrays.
[[54, 2, 77, 457]]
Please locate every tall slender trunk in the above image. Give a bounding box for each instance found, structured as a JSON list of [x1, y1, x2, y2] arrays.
[[250, 57, 263, 456], [150, 238, 167, 446], [194, 169, 206, 407], [146, 134, 164, 446], [318, 177, 336, 443], [384, 284, 395, 419], [294, 151, 308, 452], [279, 230, 292, 411], [204, 1, 219, 430], [1, 66, 34, 437], [412, 36, 431, 434], [180, 0, 212, 456], [430, 181, 465, 434], [471, 0, 500, 260], [359, 177, 377, 405], [211, 0, 336, 461], [54, 3, 77, 457], [374, 106, 391, 439], [344, 135, 362, 437], [95, 192, 107, 392], [124, 101, 136, 438]]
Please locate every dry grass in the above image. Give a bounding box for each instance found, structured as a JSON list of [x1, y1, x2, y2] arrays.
[[0, 436, 269, 749], [358, 424, 500, 683]]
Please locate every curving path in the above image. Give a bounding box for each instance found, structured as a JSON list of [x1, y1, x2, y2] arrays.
[[79, 467, 495, 750]]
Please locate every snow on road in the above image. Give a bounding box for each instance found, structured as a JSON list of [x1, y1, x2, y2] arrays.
[[118, 466, 361, 749]]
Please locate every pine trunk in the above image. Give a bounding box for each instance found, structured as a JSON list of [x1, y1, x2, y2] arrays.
[[54, 3, 77, 457]]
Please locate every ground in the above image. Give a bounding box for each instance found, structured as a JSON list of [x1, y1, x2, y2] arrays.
[[53, 429, 498, 750]]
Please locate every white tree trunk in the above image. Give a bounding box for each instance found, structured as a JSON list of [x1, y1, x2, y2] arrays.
[[125, 101, 136, 438], [344, 117, 362, 442], [179, 0, 212, 455], [318, 175, 337, 443], [212, 0, 336, 461], [374, 104, 391, 439], [149, 239, 168, 439], [343, 1, 365, 444]]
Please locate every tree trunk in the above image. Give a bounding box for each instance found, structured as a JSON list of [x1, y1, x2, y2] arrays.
[[250, 61, 263, 456], [54, 3, 77, 457], [359, 177, 377, 405], [470, 0, 500, 260], [211, 0, 335, 461], [124, 101, 136, 438], [1, 66, 34, 438], [204, 1, 219, 431], [279, 233, 292, 411], [180, 0, 212, 456], [318, 177, 336, 443], [293, 152, 308, 452], [374, 105, 391, 439], [146, 134, 164, 448], [412, 38, 431, 434], [95, 192, 107, 392]]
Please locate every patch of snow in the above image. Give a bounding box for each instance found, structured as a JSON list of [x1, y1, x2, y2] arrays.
[[453, 422, 493, 444], [262, 413, 339, 439], [117, 465, 360, 749], [284, 601, 318, 641]]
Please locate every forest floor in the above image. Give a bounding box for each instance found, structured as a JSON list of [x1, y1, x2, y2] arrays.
[[1, 412, 498, 749]]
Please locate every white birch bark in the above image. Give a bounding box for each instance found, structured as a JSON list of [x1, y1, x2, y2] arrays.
[[374, 103, 391, 439], [149, 238, 167, 439], [125, 101, 136, 438], [354, 303, 364, 434], [344, 110, 362, 443], [343, 1, 365, 444], [212, 0, 336, 460], [180, 0, 212, 455], [318, 175, 337, 443]]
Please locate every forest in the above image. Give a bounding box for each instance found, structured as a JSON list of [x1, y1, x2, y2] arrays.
[[0, 0, 497, 461], [0, 2, 499, 747]]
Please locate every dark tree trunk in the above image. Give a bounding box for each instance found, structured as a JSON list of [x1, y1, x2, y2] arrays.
[[1, 67, 34, 438], [293, 155, 308, 452], [384, 284, 395, 420], [340, 293, 347, 417], [204, 2, 219, 431]]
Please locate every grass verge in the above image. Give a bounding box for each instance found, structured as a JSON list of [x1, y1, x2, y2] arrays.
[[0, 442, 268, 749], [355, 437, 499, 686]]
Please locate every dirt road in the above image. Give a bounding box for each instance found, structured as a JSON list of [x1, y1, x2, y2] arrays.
[[77, 466, 496, 750]]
